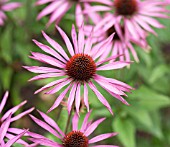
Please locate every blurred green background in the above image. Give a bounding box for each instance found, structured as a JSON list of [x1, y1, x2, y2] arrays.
[[0, 0, 170, 146]]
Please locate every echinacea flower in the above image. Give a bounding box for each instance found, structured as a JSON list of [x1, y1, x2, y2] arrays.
[[0, 91, 34, 146], [82, 0, 169, 42], [24, 25, 133, 115], [28, 110, 118, 147], [0, 0, 21, 26], [36, 0, 86, 27], [83, 4, 149, 63]]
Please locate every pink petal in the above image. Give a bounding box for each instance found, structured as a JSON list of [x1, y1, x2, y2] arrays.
[[56, 26, 75, 56], [71, 25, 79, 54], [89, 132, 118, 144], [0, 113, 12, 142], [5, 130, 28, 147], [75, 3, 84, 28], [37, 110, 65, 137], [37, 1, 63, 20], [11, 107, 34, 122], [88, 82, 113, 115], [78, 24, 85, 53], [42, 31, 69, 61], [84, 83, 89, 112], [1, 101, 27, 122], [72, 113, 79, 131], [5, 131, 28, 146], [1, 2, 21, 11], [0, 91, 8, 113], [97, 61, 131, 71], [80, 110, 92, 132], [29, 137, 62, 147], [34, 78, 67, 94], [28, 72, 65, 82], [68, 83, 77, 114], [33, 39, 66, 64], [45, 78, 72, 95], [75, 83, 81, 115], [29, 115, 62, 139], [30, 52, 65, 68], [23, 66, 63, 73], [84, 117, 106, 136], [47, 2, 71, 26], [47, 84, 71, 113]]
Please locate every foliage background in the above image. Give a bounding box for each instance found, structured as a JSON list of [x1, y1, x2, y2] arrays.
[[0, 0, 170, 146]]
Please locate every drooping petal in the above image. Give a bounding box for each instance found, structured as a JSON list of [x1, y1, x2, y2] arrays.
[[88, 82, 113, 115], [47, 84, 72, 113]]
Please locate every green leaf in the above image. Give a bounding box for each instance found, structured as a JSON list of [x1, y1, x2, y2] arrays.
[[125, 106, 153, 128], [112, 117, 136, 147], [149, 111, 163, 139], [149, 64, 169, 83], [1, 67, 13, 89], [130, 86, 170, 110], [0, 25, 12, 63]]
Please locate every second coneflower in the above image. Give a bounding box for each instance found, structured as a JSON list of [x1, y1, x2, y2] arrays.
[[28, 110, 118, 147], [82, 0, 169, 42], [24, 25, 133, 115]]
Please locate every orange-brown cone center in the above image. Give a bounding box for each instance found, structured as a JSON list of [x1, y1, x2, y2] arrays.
[[66, 54, 96, 82], [114, 0, 138, 16], [63, 131, 88, 147]]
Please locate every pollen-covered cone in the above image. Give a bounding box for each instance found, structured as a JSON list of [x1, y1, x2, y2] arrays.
[[28, 110, 118, 147], [24, 24, 133, 115]]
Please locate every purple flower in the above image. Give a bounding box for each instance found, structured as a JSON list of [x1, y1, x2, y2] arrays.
[[24, 25, 133, 115], [83, 4, 149, 63], [0, 91, 34, 146], [28, 110, 118, 147], [0, 0, 21, 26], [82, 0, 169, 42], [35, 0, 87, 27]]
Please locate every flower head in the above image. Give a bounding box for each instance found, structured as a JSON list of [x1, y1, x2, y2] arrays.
[[28, 110, 118, 147], [83, 4, 149, 63], [0, 0, 21, 26], [0, 91, 34, 146], [83, 0, 169, 42], [36, 0, 87, 27], [24, 25, 133, 115]]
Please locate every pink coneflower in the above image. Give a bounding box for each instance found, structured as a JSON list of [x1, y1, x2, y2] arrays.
[[0, 91, 34, 146], [24, 25, 133, 115], [82, 0, 169, 42], [83, 5, 148, 63], [28, 110, 118, 147], [0, 0, 21, 26], [36, 0, 86, 27]]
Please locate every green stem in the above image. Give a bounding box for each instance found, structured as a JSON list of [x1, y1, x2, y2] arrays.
[[64, 106, 74, 134]]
